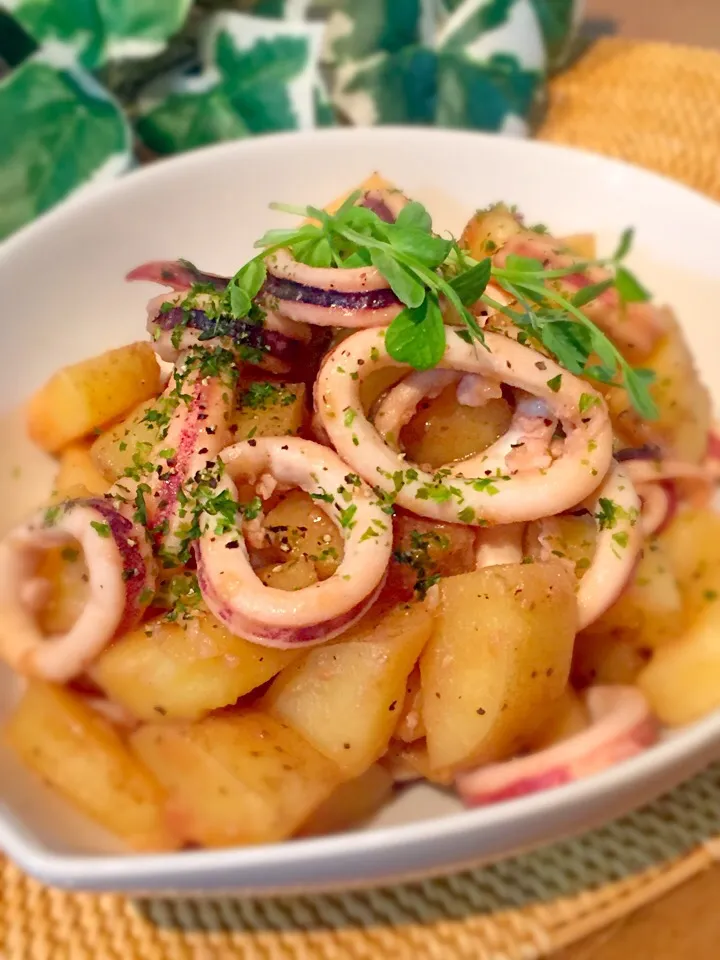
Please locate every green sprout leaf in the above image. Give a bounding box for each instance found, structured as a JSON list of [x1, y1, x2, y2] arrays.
[[227, 259, 267, 319], [612, 226, 634, 262], [370, 248, 426, 307], [570, 278, 614, 308], [386, 295, 446, 370], [615, 266, 651, 304], [450, 257, 491, 305], [395, 200, 433, 232]]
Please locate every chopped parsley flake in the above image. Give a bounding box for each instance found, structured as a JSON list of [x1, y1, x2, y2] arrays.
[[579, 393, 601, 415], [338, 504, 358, 529], [596, 497, 619, 530]]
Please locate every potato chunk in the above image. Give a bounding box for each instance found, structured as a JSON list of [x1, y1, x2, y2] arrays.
[[558, 233, 597, 260], [659, 508, 720, 623], [421, 562, 577, 776], [52, 443, 109, 499], [27, 342, 162, 453], [576, 537, 685, 666], [524, 686, 589, 750], [263, 490, 343, 579], [402, 386, 513, 469], [605, 310, 711, 462], [92, 611, 300, 722], [90, 398, 162, 481], [394, 666, 425, 742], [298, 765, 393, 836], [257, 556, 318, 590], [131, 712, 340, 846], [460, 203, 523, 259], [639, 600, 720, 726], [5, 681, 175, 850], [264, 602, 433, 777], [230, 381, 306, 440]]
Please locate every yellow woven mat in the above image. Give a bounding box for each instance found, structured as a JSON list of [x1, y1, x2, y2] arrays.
[[4, 36, 720, 960], [539, 37, 720, 202]]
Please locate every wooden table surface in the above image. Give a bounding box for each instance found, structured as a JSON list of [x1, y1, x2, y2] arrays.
[[558, 8, 719, 958]]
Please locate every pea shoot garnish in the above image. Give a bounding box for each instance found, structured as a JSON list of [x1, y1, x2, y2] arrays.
[[229, 194, 657, 419]]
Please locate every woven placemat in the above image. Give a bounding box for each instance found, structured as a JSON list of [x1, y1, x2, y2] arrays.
[[539, 37, 720, 202], [4, 36, 720, 960]]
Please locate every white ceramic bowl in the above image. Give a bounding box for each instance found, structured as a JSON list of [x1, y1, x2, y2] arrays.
[[2, 128, 720, 896]]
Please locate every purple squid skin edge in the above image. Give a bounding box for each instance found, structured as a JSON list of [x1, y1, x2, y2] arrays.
[[263, 274, 399, 311], [155, 307, 299, 362], [614, 444, 662, 463]]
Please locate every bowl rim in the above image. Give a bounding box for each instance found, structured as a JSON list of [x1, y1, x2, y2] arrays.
[[3, 126, 720, 269], [2, 126, 720, 889]]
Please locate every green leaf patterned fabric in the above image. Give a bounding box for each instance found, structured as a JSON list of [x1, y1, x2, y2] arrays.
[[7, 0, 193, 69], [0, 0, 580, 240], [529, 0, 579, 67], [137, 13, 324, 154], [329, 0, 550, 133], [0, 56, 130, 238]]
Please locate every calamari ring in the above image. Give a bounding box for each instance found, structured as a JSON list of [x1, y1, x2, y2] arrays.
[[457, 686, 657, 806], [637, 482, 675, 537], [111, 352, 234, 565], [533, 464, 642, 629], [574, 463, 642, 630], [315, 327, 614, 525], [196, 437, 393, 648], [625, 457, 720, 509], [263, 249, 403, 328], [0, 499, 156, 682], [145, 291, 310, 369]]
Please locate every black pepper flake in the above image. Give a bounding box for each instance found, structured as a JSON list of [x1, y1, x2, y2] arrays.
[[229, 424, 238, 434], [198, 447, 208, 455], [535, 361, 547, 371], [197, 413, 209, 421], [205, 460, 215, 469], [281, 444, 289, 450], [248, 439, 257, 447], [343, 742, 351, 750], [476, 707, 486, 715], [154, 706, 167, 716], [388, 700, 397, 712], [206, 426, 217, 435], [225, 540, 240, 550]]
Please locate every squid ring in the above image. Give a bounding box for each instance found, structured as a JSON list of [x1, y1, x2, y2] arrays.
[[315, 327, 614, 526], [0, 499, 156, 682], [263, 249, 403, 328], [457, 685, 658, 806], [538, 464, 642, 630], [196, 437, 393, 647]]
